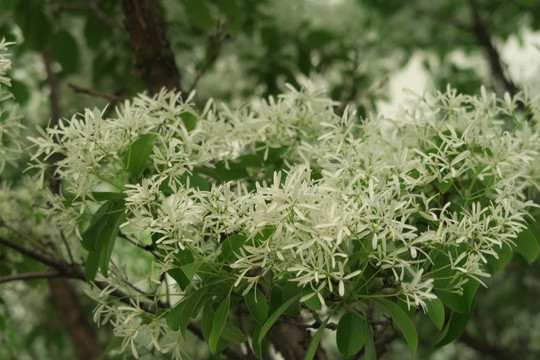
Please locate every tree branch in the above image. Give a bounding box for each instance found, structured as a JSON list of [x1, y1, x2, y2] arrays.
[[68, 83, 126, 103], [0, 271, 61, 284]]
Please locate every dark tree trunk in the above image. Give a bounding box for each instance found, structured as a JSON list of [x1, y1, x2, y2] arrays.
[[120, 0, 183, 96]]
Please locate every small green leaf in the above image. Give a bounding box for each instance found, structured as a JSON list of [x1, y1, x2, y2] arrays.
[[81, 201, 112, 251], [304, 314, 331, 360], [336, 312, 367, 357], [301, 287, 321, 311], [374, 298, 418, 355], [179, 288, 207, 334], [487, 242, 513, 270], [181, 261, 202, 283], [251, 323, 263, 359], [364, 321, 377, 360], [514, 228, 539, 264], [221, 322, 248, 343], [84, 251, 100, 281], [180, 112, 198, 131], [209, 296, 230, 353], [434, 302, 475, 347], [282, 281, 302, 316], [99, 211, 126, 276], [425, 298, 445, 330], [436, 179, 453, 194], [123, 134, 156, 178], [258, 294, 301, 344], [222, 235, 247, 261], [166, 301, 185, 331], [245, 288, 268, 324]]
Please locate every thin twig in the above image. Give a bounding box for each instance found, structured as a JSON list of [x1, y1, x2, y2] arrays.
[[0, 271, 61, 284], [60, 231, 75, 264], [68, 83, 126, 103], [0, 220, 59, 260]]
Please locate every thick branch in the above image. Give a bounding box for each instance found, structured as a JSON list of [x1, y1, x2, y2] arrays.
[[120, 0, 183, 96]]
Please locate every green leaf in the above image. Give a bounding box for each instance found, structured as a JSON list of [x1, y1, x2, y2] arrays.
[[436, 179, 453, 194], [180, 0, 213, 30], [168, 261, 202, 290], [336, 312, 367, 357], [304, 314, 331, 360], [514, 228, 539, 264], [425, 298, 445, 330], [81, 201, 112, 251], [434, 301, 475, 348], [487, 243, 513, 270], [123, 134, 156, 178], [51, 30, 80, 74], [282, 281, 302, 316], [179, 288, 207, 334], [166, 300, 185, 331], [222, 234, 247, 261], [84, 250, 100, 281], [374, 298, 418, 355], [221, 322, 248, 343], [180, 112, 198, 131], [99, 211, 126, 276], [258, 294, 301, 344], [251, 323, 263, 359], [364, 321, 377, 360], [301, 287, 321, 311], [245, 288, 268, 324], [209, 296, 230, 353]]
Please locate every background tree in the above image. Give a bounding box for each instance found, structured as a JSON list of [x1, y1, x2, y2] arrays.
[[0, 1, 539, 360]]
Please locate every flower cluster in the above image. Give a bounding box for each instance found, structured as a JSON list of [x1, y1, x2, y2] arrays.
[[27, 81, 540, 357]]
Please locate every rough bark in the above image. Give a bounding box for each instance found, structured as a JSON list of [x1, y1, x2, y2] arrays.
[[120, 0, 182, 96]]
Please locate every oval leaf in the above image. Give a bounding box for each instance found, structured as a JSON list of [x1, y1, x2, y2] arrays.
[[245, 288, 268, 324], [514, 228, 539, 264], [257, 294, 301, 344], [336, 312, 367, 357], [304, 314, 331, 360], [425, 297, 445, 330], [374, 298, 418, 355], [209, 296, 230, 353]]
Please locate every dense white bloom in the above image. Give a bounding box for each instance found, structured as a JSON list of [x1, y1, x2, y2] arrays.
[[23, 81, 540, 358]]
